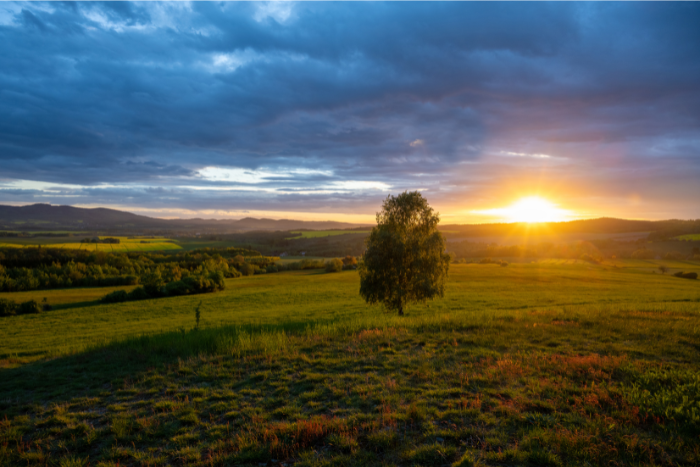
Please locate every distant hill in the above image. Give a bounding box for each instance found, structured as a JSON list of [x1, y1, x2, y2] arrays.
[[1, 204, 697, 237], [439, 218, 658, 236], [0, 204, 372, 232], [440, 217, 700, 240]]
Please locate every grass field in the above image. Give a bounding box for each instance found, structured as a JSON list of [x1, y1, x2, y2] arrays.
[[0, 236, 181, 252], [1, 262, 699, 466], [676, 233, 700, 241], [290, 230, 370, 238]]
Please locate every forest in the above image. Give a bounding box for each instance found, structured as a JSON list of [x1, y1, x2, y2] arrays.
[[0, 246, 328, 293]]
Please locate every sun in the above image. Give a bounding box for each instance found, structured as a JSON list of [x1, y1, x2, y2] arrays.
[[471, 196, 575, 223], [502, 196, 569, 223]]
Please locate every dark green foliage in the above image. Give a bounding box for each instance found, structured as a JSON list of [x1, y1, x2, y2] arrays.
[[359, 191, 450, 315], [1, 298, 46, 316], [194, 301, 202, 330], [342, 255, 358, 270], [0, 246, 266, 292], [623, 368, 700, 434], [673, 271, 698, 279], [17, 299, 42, 314], [102, 272, 225, 304], [141, 270, 165, 297], [127, 286, 150, 301], [0, 298, 16, 316], [101, 290, 129, 304], [325, 258, 343, 273], [238, 262, 256, 276], [81, 237, 120, 244]]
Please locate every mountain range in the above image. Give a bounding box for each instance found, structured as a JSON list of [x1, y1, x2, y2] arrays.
[[1, 203, 697, 238], [0, 204, 371, 232]]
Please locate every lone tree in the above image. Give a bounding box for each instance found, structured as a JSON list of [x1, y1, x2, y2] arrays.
[[359, 191, 450, 315]]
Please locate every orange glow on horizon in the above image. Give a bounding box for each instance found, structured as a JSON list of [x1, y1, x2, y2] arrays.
[[473, 196, 574, 223]]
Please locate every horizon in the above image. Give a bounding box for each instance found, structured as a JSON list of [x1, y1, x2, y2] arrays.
[[3, 201, 694, 226], [1, 2, 699, 223]]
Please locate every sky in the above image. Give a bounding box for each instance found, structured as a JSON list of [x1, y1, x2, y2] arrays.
[[1, 1, 699, 224]]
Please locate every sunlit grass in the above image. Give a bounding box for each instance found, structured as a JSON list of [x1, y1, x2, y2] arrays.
[[290, 230, 370, 238], [1, 262, 699, 466], [0, 236, 182, 251]]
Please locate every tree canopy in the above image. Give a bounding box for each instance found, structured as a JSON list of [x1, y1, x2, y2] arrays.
[[358, 191, 450, 315]]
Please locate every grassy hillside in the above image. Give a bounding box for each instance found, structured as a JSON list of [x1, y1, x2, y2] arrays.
[[2, 260, 699, 362], [1, 262, 699, 466]]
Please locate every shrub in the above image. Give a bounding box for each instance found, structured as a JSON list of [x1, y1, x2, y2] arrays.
[[101, 290, 129, 304], [142, 271, 166, 297], [17, 300, 42, 314], [127, 286, 151, 301], [675, 272, 698, 280], [500, 261, 509, 267], [325, 258, 343, 273], [342, 256, 358, 267], [266, 265, 278, 273], [0, 298, 17, 317], [164, 280, 192, 296], [238, 263, 256, 276]]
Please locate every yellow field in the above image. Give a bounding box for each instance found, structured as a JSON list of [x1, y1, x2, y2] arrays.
[[0, 236, 181, 252]]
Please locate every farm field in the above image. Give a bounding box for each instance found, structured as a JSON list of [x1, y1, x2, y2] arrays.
[[291, 230, 370, 238], [0, 236, 182, 252], [677, 233, 700, 241], [1, 261, 699, 466]]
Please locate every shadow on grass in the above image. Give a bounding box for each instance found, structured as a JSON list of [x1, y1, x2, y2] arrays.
[[0, 321, 313, 408], [52, 299, 101, 310]]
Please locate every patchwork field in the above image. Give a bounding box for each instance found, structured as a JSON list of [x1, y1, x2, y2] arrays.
[[290, 230, 370, 238], [1, 261, 699, 466], [677, 234, 700, 241], [0, 236, 182, 252]]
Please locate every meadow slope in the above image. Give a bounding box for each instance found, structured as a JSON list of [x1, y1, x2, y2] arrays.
[[1, 262, 699, 466]]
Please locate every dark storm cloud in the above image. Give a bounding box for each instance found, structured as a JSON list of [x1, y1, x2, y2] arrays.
[[0, 1, 699, 217]]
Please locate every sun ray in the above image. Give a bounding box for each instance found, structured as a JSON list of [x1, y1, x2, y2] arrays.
[[474, 196, 572, 223]]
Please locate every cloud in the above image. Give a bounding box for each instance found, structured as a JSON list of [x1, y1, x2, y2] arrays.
[[0, 2, 698, 220]]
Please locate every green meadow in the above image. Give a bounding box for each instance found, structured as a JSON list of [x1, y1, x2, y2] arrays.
[[677, 233, 700, 241], [0, 236, 181, 252], [290, 230, 370, 238], [1, 261, 700, 466]]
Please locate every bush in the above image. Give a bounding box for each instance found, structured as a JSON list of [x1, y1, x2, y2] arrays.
[[101, 290, 129, 304], [0, 298, 17, 317], [325, 258, 343, 273], [17, 300, 42, 314], [142, 271, 166, 297], [674, 272, 698, 280], [127, 286, 151, 301], [238, 262, 256, 276], [342, 256, 358, 267]]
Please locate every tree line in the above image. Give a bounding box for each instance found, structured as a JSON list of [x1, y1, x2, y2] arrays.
[[0, 247, 359, 293]]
